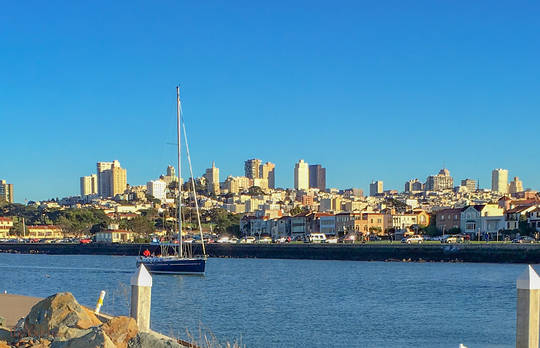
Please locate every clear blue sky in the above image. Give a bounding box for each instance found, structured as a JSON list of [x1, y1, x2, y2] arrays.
[[1, 1, 539, 202]]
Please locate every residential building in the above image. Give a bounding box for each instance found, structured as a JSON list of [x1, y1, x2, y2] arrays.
[[405, 179, 423, 193], [204, 161, 220, 195], [294, 159, 309, 190], [260, 162, 276, 189], [435, 208, 462, 233], [309, 164, 326, 191], [26, 225, 63, 239], [492, 168, 509, 193], [95, 224, 135, 243], [223, 176, 252, 194], [460, 204, 505, 236], [369, 181, 383, 196], [425, 168, 454, 191], [335, 212, 362, 235], [244, 159, 262, 179], [460, 179, 477, 192], [97, 160, 127, 198], [0, 217, 13, 238], [80, 174, 98, 196], [505, 205, 538, 230], [146, 180, 167, 201], [319, 197, 342, 212], [509, 177, 524, 195], [0, 180, 14, 203], [528, 208, 540, 232]]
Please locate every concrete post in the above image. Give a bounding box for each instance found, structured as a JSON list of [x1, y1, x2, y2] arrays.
[[130, 264, 152, 331], [516, 265, 540, 348]]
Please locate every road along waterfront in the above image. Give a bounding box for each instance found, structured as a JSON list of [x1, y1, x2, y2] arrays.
[[2, 242, 540, 263], [0, 253, 525, 347]]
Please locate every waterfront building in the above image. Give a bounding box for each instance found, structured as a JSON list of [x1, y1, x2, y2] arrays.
[[26, 225, 63, 239], [505, 205, 538, 230], [509, 177, 524, 195], [404, 179, 423, 193], [294, 160, 309, 190], [0, 217, 13, 238], [80, 174, 98, 196], [204, 161, 220, 195], [97, 160, 127, 198], [0, 179, 14, 203], [95, 224, 135, 243], [492, 168, 509, 193], [460, 179, 477, 192], [369, 181, 384, 196], [309, 164, 326, 191], [435, 208, 462, 233], [260, 162, 276, 189], [146, 180, 167, 201], [244, 159, 262, 179], [335, 212, 362, 235], [460, 204, 505, 236], [425, 168, 454, 191], [290, 212, 310, 238], [528, 208, 540, 232]]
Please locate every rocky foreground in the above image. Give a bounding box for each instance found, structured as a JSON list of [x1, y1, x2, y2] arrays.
[[0, 292, 188, 348]]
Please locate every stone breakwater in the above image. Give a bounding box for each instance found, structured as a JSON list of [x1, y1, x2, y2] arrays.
[[0, 292, 188, 348], [1, 242, 540, 263]]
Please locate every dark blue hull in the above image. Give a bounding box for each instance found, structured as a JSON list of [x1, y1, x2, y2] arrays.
[[137, 257, 206, 275]]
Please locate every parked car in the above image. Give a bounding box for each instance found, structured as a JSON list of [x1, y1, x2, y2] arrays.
[[275, 236, 291, 243], [512, 236, 536, 244], [441, 235, 465, 244], [401, 235, 424, 244], [308, 233, 327, 243], [369, 235, 382, 242], [79, 238, 92, 244], [257, 236, 273, 244], [239, 236, 256, 244], [326, 237, 338, 244]]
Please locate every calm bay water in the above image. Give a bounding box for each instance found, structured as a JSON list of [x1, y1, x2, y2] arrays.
[[0, 254, 525, 347]]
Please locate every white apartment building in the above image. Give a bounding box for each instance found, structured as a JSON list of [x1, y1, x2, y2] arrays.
[[294, 159, 309, 190], [146, 180, 167, 201]]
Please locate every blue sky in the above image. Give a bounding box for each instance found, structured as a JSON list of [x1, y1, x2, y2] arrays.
[[1, 1, 539, 202]]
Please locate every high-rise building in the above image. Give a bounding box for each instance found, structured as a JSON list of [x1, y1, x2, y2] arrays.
[[425, 168, 454, 191], [146, 180, 167, 201], [166, 165, 175, 177], [0, 180, 14, 203], [244, 159, 262, 179], [96, 160, 127, 198], [224, 176, 252, 194], [369, 180, 384, 196], [80, 174, 98, 196], [260, 162, 276, 189], [294, 159, 309, 190], [492, 169, 509, 193], [509, 177, 524, 194], [204, 161, 220, 195], [309, 164, 326, 191], [161, 165, 179, 185], [460, 179, 477, 192], [405, 179, 423, 192]]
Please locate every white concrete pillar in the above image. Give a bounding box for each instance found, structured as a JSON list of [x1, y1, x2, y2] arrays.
[[516, 265, 540, 348], [130, 264, 153, 331]]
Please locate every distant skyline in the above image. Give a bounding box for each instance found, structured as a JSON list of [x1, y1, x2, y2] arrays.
[[2, 1, 540, 202]]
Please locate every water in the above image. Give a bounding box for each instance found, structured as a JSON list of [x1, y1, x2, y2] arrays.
[[0, 254, 524, 347]]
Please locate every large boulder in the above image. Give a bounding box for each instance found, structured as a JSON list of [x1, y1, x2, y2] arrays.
[[102, 316, 138, 348], [24, 293, 102, 338], [128, 331, 186, 348], [51, 327, 115, 348]]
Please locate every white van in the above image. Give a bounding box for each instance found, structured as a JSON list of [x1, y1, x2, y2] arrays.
[[308, 233, 327, 243]]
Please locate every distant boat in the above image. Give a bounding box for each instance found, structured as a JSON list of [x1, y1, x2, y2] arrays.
[[137, 86, 207, 275]]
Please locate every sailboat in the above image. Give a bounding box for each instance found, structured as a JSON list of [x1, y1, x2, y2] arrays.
[[137, 86, 207, 275]]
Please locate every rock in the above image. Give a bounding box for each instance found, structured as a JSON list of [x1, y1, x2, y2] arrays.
[[0, 340, 9, 348], [24, 293, 102, 338], [102, 316, 138, 348], [54, 326, 92, 341], [50, 327, 115, 348], [128, 331, 186, 348]]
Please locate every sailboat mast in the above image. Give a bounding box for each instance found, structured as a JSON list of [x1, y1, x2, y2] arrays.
[[176, 86, 183, 258]]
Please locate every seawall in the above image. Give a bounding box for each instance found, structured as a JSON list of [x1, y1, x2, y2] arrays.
[[1, 242, 540, 263]]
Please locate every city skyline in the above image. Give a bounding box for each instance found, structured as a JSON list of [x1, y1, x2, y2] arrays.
[[2, 2, 540, 201]]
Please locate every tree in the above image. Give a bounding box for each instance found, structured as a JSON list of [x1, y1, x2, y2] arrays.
[[290, 206, 306, 216], [248, 186, 264, 196]]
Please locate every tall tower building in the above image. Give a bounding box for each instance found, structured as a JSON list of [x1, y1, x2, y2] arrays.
[[309, 164, 326, 191], [204, 161, 220, 195], [294, 159, 309, 190], [0, 180, 14, 203], [492, 169, 509, 193], [166, 165, 175, 177], [460, 179, 477, 192], [80, 174, 98, 196], [369, 180, 384, 196], [244, 159, 262, 179], [96, 160, 127, 198], [425, 168, 454, 191], [509, 177, 524, 194], [260, 162, 276, 189]]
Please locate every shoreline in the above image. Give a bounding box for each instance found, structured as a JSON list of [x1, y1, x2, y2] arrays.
[[1, 242, 540, 263]]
